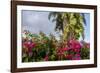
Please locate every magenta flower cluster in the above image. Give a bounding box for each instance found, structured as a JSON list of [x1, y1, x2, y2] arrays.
[[22, 31, 90, 62]]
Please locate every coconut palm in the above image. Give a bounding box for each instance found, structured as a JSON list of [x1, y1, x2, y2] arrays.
[[48, 12, 86, 41]]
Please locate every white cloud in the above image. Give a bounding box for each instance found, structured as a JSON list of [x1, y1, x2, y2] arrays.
[[22, 10, 58, 37]]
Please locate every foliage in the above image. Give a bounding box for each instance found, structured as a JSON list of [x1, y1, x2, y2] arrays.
[[22, 12, 89, 62], [48, 12, 86, 41], [22, 31, 90, 62]]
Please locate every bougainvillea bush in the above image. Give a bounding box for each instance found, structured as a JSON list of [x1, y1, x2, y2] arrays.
[[22, 12, 90, 62], [22, 30, 90, 62]]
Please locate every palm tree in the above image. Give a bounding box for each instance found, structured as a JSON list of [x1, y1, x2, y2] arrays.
[[48, 12, 86, 41], [48, 12, 64, 32]]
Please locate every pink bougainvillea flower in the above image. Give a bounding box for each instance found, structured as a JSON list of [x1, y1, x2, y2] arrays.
[[44, 55, 49, 61], [57, 47, 68, 56], [68, 39, 81, 53], [73, 48, 80, 52], [69, 39, 74, 44], [75, 54, 81, 57], [62, 47, 68, 51], [75, 44, 81, 49], [74, 41, 81, 49], [23, 41, 36, 52], [29, 42, 36, 49], [57, 49, 63, 56]]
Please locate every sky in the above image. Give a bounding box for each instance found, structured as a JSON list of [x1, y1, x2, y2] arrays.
[[22, 10, 90, 42], [82, 13, 90, 42]]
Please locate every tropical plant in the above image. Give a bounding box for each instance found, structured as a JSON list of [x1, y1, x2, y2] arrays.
[[22, 30, 90, 62], [22, 12, 90, 62], [48, 12, 86, 41]]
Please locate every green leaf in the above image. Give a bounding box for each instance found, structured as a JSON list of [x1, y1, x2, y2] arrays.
[[23, 57, 28, 62]]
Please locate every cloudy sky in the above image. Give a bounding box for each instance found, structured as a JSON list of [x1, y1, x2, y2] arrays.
[[21, 10, 90, 42]]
